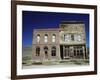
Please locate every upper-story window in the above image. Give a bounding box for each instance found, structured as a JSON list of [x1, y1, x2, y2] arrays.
[[37, 34, 40, 43], [44, 34, 48, 43], [71, 34, 74, 41], [64, 34, 70, 42], [77, 35, 81, 42], [52, 34, 56, 42]]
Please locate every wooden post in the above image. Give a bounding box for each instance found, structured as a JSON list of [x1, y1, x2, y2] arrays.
[[83, 46, 85, 59], [63, 45, 65, 59]]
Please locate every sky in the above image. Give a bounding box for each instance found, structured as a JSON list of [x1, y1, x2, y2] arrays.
[[22, 11, 89, 48]]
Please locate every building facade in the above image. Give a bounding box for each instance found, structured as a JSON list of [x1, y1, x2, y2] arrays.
[[32, 21, 88, 61]]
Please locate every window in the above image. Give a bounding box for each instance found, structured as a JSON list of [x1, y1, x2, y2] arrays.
[[71, 34, 74, 41], [64, 34, 69, 41], [77, 35, 81, 41], [80, 49, 83, 56], [52, 34, 56, 42], [77, 50, 79, 55], [37, 34, 40, 43], [36, 47, 40, 56], [51, 46, 56, 56], [44, 34, 48, 43], [74, 50, 76, 56]]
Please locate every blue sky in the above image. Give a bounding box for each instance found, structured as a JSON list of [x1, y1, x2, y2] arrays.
[[22, 11, 89, 48]]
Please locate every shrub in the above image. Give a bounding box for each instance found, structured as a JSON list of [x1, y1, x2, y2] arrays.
[[59, 61, 68, 63], [84, 60, 89, 63], [74, 61, 82, 65], [22, 62, 26, 64], [22, 56, 31, 61], [32, 62, 42, 65]]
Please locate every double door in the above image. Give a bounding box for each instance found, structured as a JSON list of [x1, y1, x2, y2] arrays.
[[63, 46, 70, 59]]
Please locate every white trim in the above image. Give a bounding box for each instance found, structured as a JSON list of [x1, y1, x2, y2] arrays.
[[17, 5, 94, 75]]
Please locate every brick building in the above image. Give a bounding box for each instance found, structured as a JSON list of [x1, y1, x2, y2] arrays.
[[32, 21, 88, 61]]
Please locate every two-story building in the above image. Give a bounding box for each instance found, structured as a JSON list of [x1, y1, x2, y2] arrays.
[[32, 21, 87, 61]]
